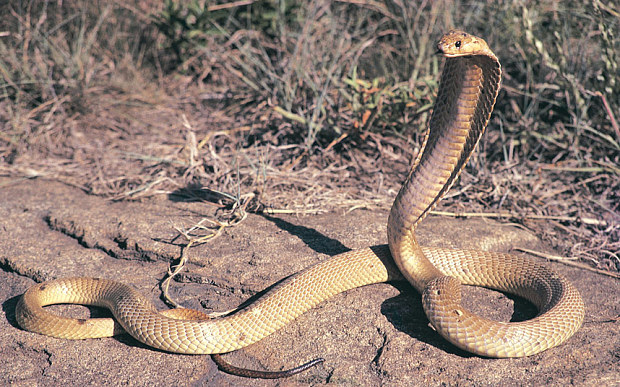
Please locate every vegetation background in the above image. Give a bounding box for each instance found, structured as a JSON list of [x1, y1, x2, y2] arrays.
[[1, 0, 618, 273]]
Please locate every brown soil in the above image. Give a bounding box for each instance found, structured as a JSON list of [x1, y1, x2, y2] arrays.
[[1, 178, 618, 386]]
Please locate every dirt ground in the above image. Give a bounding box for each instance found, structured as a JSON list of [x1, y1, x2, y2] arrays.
[[0, 177, 618, 386]]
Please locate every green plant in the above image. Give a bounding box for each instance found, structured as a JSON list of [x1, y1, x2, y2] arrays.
[[339, 67, 437, 134], [152, 0, 302, 69], [152, 0, 220, 64]]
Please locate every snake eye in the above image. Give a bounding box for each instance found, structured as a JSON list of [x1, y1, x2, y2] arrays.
[[455, 41, 461, 48]]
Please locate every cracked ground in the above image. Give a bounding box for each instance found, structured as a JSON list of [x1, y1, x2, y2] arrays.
[[1, 178, 618, 386]]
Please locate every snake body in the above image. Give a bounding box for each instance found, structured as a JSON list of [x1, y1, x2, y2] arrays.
[[16, 31, 584, 359]]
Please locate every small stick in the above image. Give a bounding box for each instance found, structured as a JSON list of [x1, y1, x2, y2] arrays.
[[516, 248, 620, 279], [430, 210, 608, 227], [593, 91, 619, 142]]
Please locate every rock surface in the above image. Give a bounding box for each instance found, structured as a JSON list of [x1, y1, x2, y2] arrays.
[[1, 178, 618, 386]]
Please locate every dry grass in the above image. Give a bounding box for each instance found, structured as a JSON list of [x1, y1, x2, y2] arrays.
[[0, 0, 618, 273]]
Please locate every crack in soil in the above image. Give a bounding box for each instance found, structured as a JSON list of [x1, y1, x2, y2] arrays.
[[44, 214, 161, 262], [371, 327, 389, 377], [0, 257, 47, 282]]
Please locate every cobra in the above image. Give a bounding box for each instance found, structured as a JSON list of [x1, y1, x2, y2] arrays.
[[16, 30, 584, 369]]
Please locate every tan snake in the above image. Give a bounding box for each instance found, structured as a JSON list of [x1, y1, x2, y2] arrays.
[[16, 31, 585, 362]]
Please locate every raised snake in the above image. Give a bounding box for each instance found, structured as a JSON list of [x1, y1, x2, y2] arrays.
[[16, 31, 585, 366]]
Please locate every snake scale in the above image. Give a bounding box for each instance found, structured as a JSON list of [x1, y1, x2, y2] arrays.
[[16, 31, 585, 367]]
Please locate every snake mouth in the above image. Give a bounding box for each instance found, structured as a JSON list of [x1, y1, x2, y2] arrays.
[[435, 47, 458, 57], [436, 50, 473, 58]]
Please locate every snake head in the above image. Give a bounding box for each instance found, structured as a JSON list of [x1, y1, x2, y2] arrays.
[[436, 30, 493, 58]]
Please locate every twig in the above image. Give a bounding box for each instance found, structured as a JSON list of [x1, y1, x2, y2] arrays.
[[118, 151, 189, 166], [430, 210, 607, 227], [324, 133, 348, 153], [197, 125, 252, 150], [262, 208, 325, 215], [207, 0, 258, 12], [273, 106, 307, 124], [160, 191, 252, 307], [516, 248, 620, 279], [591, 90, 619, 143]]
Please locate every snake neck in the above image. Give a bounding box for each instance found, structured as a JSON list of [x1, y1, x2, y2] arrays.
[[387, 54, 501, 292]]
